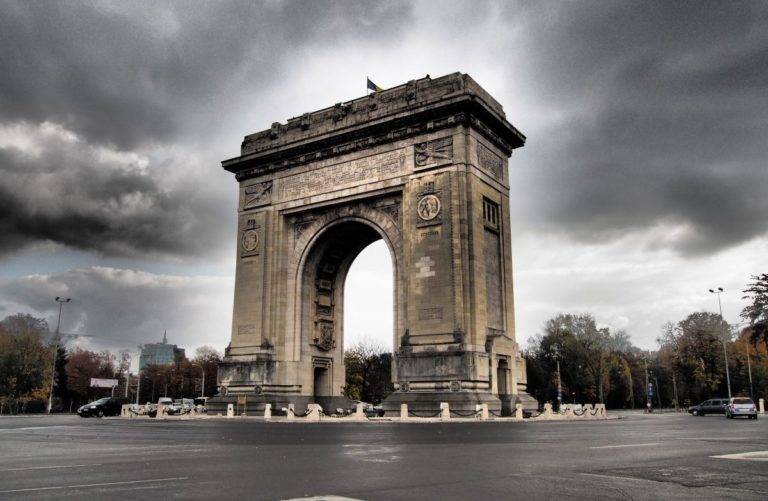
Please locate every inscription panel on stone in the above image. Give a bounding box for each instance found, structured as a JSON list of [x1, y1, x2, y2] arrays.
[[278, 149, 408, 202]]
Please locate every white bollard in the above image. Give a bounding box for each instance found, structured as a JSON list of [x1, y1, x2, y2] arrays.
[[544, 403, 553, 419], [286, 403, 295, 420], [515, 403, 523, 420], [760, 399, 765, 415], [400, 403, 408, 420], [477, 403, 489, 420], [305, 403, 322, 421], [226, 403, 234, 417], [440, 402, 450, 420], [355, 403, 365, 421], [264, 403, 272, 419]]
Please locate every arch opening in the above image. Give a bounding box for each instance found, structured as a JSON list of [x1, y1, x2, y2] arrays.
[[298, 219, 396, 409]]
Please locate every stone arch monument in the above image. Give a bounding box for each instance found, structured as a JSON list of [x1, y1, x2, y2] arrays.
[[210, 73, 536, 415]]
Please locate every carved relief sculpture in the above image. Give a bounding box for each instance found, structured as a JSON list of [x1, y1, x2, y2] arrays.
[[313, 321, 335, 351], [417, 194, 441, 221], [415, 137, 453, 167], [243, 180, 273, 209]]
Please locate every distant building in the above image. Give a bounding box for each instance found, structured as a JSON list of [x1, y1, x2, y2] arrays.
[[139, 331, 185, 370]]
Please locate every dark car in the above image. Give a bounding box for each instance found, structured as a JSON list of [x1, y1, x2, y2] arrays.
[[688, 398, 728, 416], [77, 397, 128, 418]]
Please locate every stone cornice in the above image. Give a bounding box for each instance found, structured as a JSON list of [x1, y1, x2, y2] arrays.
[[223, 73, 525, 182]]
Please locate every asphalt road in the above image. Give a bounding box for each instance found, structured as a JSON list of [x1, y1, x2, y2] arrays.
[[0, 412, 766, 500]]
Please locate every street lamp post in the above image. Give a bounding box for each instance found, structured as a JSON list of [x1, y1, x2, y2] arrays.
[[644, 358, 650, 412], [556, 358, 562, 411], [47, 297, 71, 414], [192, 363, 206, 398], [746, 342, 754, 401], [192, 363, 205, 398], [709, 288, 732, 399]]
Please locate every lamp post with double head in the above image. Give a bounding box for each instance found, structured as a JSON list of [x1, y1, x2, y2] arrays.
[[709, 288, 732, 399], [47, 297, 71, 414], [191, 362, 206, 398]]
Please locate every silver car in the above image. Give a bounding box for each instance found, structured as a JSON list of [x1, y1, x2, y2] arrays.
[[725, 397, 758, 419]]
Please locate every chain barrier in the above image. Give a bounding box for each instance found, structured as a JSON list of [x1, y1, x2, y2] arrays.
[[527, 409, 543, 418], [407, 409, 443, 418], [449, 409, 481, 417], [488, 409, 505, 417], [572, 408, 587, 416]]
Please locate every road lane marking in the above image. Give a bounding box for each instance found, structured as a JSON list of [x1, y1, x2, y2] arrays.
[[0, 425, 75, 432], [0, 463, 101, 472], [589, 443, 660, 449], [711, 450, 768, 461], [677, 437, 752, 441], [0, 476, 189, 494]]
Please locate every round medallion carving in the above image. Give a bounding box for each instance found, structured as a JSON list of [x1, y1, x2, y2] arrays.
[[417, 194, 441, 221], [242, 229, 259, 252]]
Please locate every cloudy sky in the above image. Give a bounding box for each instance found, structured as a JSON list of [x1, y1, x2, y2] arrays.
[[1, 1, 766, 358]]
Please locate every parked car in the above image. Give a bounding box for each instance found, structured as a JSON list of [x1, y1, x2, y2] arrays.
[[688, 398, 728, 416], [351, 401, 384, 417], [166, 398, 194, 415], [194, 397, 208, 413], [77, 397, 129, 417], [725, 397, 758, 419]]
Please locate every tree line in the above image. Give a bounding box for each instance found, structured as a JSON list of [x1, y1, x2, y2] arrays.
[[0, 313, 220, 413], [526, 274, 768, 408], [4, 274, 765, 412]]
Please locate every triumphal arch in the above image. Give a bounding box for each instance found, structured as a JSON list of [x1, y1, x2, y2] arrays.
[[211, 73, 534, 415]]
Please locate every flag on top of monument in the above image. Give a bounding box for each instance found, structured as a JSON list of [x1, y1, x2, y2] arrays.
[[366, 77, 383, 93]]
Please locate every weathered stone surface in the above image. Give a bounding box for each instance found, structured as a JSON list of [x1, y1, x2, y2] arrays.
[[209, 72, 533, 415]]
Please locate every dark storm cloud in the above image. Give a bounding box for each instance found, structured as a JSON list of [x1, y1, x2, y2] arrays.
[[0, 0, 413, 150], [506, 1, 768, 255], [0, 0, 412, 258], [0, 128, 223, 258]]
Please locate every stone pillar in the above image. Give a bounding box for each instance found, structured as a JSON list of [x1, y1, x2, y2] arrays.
[[400, 403, 408, 420], [440, 402, 450, 420], [355, 403, 365, 421], [264, 403, 272, 419], [478, 403, 489, 420], [285, 403, 295, 420], [759, 398, 764, 414], [515, 403, 523, 420], [226, 403, 234, 417], [544, 403, 553, 419]]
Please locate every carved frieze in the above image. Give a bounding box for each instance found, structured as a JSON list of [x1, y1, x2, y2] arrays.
[[278, 149, 407, 202], [235, 113, 469, 181], [378, 203, 400, 222], [418, 307, 443, 320], [415, 137, 453, 168], [476, 142, 503, 180], [243, 181, 273, 209], [294, 220, 314, 243]]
